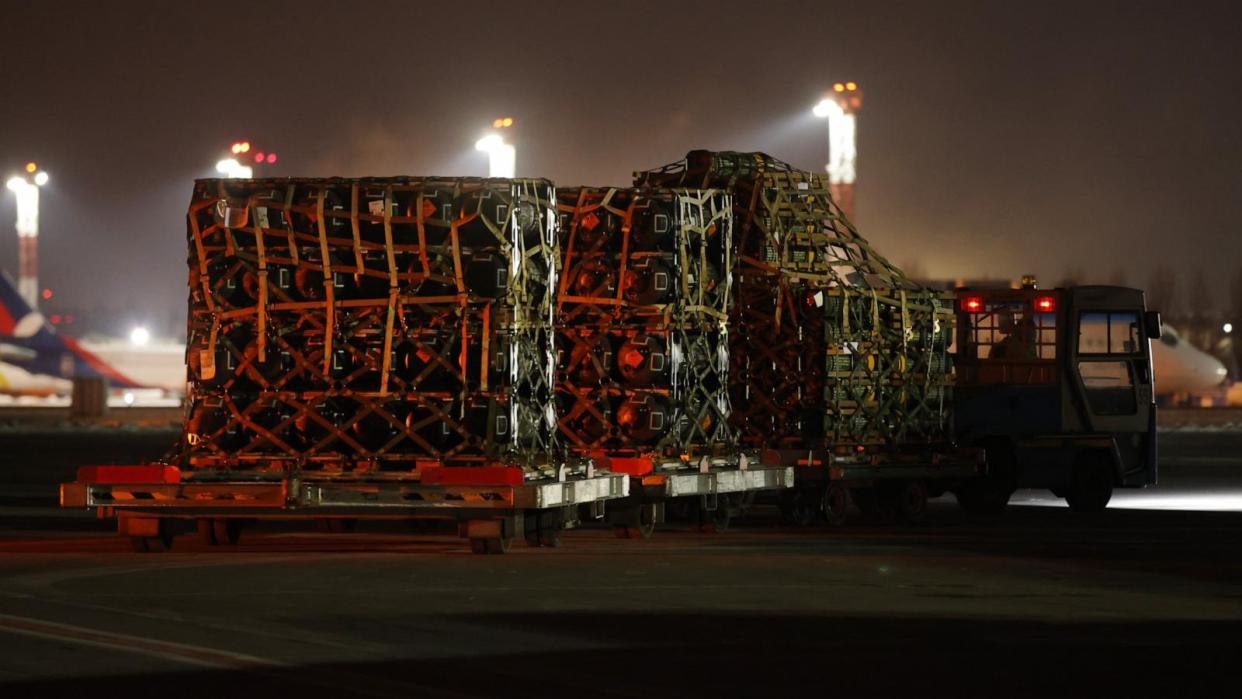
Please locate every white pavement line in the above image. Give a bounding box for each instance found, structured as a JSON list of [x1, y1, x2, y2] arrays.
[[0, 613, 278, 670]]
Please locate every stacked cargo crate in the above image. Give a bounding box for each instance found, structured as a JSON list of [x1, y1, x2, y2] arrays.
[[554, 187, 733, 466], [636, 151, 953, 450], [177, 177, 563, 479]]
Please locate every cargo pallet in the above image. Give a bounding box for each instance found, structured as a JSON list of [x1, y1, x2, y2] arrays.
[[61, 464, 628, 554]]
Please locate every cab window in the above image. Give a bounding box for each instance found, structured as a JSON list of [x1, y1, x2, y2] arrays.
[[968, 302, 1056, 360], [1078, 312, 1141, 355]]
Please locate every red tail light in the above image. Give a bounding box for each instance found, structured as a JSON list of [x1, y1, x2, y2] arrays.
[[1034, 295, 1056, 312], [960, 296, 984, 313]]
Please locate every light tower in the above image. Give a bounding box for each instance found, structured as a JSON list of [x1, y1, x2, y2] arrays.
[[812, 81, 863, 221], [6, 162, 49, 308], [475, 117, 516, 178]]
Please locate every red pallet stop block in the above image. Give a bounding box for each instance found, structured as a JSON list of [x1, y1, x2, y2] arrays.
[[420, 466, 524, 486], [600, 457, 654, 477], [77, 465, 181, 484]]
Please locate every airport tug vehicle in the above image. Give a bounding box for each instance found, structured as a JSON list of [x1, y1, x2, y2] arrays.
[[951, 279, 1160, 512]]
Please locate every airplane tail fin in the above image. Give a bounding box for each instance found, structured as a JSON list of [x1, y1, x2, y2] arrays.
[[0, 271, 54, 339], [0, 271, 146, 389]]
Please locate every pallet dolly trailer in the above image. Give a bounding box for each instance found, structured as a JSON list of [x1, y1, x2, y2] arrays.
[[771, 446, 986, 526], [61, 464, 629, 554], [595, 453, 794, 538]]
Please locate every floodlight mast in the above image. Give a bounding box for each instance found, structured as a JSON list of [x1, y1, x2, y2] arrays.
[[6, 164, 48, 308], [813, 82, 862, 221]]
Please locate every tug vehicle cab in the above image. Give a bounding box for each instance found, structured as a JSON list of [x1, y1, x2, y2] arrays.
[[952, 278, 1161, 512]]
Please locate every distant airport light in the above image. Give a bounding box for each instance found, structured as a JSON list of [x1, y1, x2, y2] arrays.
[[266, 153, 277, 164], [475, 133, 516, 178], [41, 288, 52, 300], [254, 152, 265, 163], [25, 162, 37, 173], [5, 176, 25, 192], [812, 98, 836, 118], [1034, 296, 1056, 312], [49, 314, 62, 324], [845, 81, 857, 91], [1224, 323, 1234, 334], [33, 171, 48, 186], [215, 158, 253, 179], [231, 142, 242, 154], [240, 141, 251, 153], [833, 83, 845, 92], [129, 326, 151, 347]]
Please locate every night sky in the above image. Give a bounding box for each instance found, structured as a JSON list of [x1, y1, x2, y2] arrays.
[[1, 0, 1239, 335]]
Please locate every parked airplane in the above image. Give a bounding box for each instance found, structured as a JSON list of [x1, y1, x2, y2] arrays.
[[1150, 325, 1227, 397], [0, 272, 185, 397]]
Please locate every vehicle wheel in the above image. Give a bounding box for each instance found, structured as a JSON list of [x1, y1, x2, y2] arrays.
[[197, 519, 219, 545], [1066, 458, 1114, 512], [780, 489, 820, 527], [892, 481, 929, 524], [538, 528, 563, 548], [821, 482, 851, 527], [852, 487, 889, 521]]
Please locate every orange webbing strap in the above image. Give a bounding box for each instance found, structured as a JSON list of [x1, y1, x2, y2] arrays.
[[615, 195, 636, 313], [414, 193, 431, 279], [555, 188, 589, 310], [380, 287, 397, 395], [382, 187, 398, 287], [349, 184, 364, 273], [458, 315, 469, 400], [251, 197, 268, 363], [773, 279, 784, 332], [188, 199, 216, 312], [449, 210, 468, 393], [480, 303, 491, 392], [284, 185, 299, 265], [317, 190, 335, 375], [215, 181, 237, 258]]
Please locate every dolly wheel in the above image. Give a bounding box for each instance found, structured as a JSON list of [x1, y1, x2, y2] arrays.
[[131, 533, 173, 553], [200, 519, 242, 545], [780, 490, 820, 527], [470, 537, 510, 555], [215, 519, 242, 545], [821, 482, 851, 527], [706, 504, 732, 533], [197, 519, 219, 545]]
